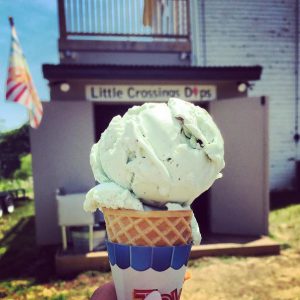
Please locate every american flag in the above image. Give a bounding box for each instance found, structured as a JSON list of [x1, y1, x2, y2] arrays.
[[6, 17, 43, 129]]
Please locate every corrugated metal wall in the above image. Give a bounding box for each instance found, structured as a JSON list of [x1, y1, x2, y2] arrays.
[[194, 0, 299, 190]]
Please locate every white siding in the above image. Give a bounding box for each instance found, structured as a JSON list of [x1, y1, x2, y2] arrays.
[[195, 0, 298, 190]]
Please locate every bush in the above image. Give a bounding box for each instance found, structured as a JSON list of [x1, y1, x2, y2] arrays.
[[14, 155, 32, 181], [0, 125, 30, 180]]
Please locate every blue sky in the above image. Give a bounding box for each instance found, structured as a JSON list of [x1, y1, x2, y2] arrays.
[[0, 0, 58, 131]]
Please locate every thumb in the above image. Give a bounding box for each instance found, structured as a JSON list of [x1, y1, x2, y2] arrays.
[[145, 291, 162, 300]]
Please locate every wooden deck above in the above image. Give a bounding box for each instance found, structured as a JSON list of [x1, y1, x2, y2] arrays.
[[58, 0, 191, 61]]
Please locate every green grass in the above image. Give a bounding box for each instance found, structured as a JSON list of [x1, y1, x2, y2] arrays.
[[0, 195, 299, 299], [0, 200, 54, 280], [0, 199, 34, 241], [188, 203, 300, 271], [269, 203, 300, 250], [0, 177, 33, 198], [49, 295, 67, 300], [0, 196, 107, 299], [0, 177, 34, 258]]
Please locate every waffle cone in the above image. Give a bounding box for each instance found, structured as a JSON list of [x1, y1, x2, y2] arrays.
[[102, 208, 192, 246]]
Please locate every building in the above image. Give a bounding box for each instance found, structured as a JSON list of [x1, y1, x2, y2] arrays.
[[196, 0, 300, 190], [30, 0, 297, 246]]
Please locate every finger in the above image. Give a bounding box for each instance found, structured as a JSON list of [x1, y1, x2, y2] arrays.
[[145, 291, 162, 300], [90, 282, 117, 300]]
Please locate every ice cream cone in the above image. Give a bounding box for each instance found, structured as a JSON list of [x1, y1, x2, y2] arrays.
[[106, 240, 192, 300], [103, 208, 193, 298], [102, 207, 192, 246], [85, 98, 225, 299]]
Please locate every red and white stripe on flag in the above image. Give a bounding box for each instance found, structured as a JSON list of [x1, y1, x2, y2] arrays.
[[6, 19, 43, 129]]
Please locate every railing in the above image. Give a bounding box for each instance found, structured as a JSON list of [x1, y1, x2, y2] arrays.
[[58, 0, 190, 42]]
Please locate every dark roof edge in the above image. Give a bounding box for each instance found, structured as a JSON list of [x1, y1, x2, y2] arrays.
[[43, 64, 263, 81]]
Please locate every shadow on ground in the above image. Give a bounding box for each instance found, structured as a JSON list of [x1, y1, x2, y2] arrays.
[[0, 191, 297, 285], [270, 190, 300, 210], [0, 216, 56, 283]]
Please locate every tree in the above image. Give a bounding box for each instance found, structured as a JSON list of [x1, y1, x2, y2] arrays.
[[0, 119, 6, 132], [0, 125, 30, 179], [14, 154, 32, 180]]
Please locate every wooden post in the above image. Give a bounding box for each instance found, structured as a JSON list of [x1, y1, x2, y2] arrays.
[[62, 226, 67, 251], [8, 16, 14, 27], [89, 225, 93, 252], [58, 0, 67, 40], [186, 0, 191, 41]]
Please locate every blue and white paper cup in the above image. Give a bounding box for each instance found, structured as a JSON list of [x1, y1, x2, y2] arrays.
[[107, 241, 192, 300]]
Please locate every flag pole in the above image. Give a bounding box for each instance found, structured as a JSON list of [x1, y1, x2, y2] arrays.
[[6, 15, 43, 128], [8, 16, 30, 127], [8, 16, 14, 27]]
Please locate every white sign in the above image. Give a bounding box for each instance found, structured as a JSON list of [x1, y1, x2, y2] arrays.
[[85, 84, 217, 102]]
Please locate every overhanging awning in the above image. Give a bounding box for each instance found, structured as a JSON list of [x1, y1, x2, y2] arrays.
[[43, 64, 262, 81]]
